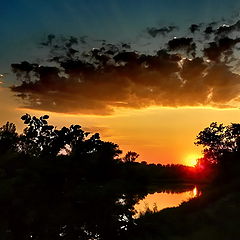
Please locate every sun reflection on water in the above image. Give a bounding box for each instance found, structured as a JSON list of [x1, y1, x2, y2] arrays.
[[133, 186, 200, 218]]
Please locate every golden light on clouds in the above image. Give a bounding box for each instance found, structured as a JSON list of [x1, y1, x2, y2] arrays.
[[1, 85, 240, 165]]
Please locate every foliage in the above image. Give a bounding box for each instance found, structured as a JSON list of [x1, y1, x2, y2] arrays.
[[0, 114, 209, 239], [0, 122, 18, 154], [122, 151, 139, 163], [17, 114, 122, 166], [195, 122, 240, 164]]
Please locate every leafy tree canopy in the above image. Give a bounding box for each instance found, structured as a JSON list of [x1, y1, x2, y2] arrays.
[[195, 122, 240, 164]]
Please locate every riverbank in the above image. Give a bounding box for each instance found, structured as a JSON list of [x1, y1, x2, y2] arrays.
[[130, 177, 240, 240]]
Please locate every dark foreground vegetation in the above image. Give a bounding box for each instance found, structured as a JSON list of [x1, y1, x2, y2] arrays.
[[0, 115, 239, 239], [130, 122, 240, 240]]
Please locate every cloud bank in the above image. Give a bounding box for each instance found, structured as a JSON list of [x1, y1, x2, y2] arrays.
[[10, 19, 240, 115]]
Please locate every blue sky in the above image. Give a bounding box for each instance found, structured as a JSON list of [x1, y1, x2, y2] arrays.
[[1, 0, 240, 79], [2, 0, 240, 36], [2, 0, 240, 37], [1, 0, 240, 164]]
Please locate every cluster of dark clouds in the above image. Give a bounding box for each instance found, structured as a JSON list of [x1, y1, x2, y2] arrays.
[[10, 18, 240, 115], [147, 26, 178, 37]]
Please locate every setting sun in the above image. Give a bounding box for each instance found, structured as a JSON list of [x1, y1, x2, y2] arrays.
[[2, 1, 240, 239], [184, 154, 202, 166]]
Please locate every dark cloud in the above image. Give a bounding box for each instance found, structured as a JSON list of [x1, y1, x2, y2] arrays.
[[147, 26, 177, 37], [204, 64, 240, 103], [202, 19, 240, 39], [216, 20, 240, 36], [121, 43, 131, 49], [203, 37, 240, 62], [40, 35, 82, 61], [167, 37, 196, 57], [10, 20, 240, 115], [189, 24, 201, 33], [204, 26, 215, 35]]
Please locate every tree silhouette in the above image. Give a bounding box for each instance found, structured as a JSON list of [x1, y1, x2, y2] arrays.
[[0, 114, 208, 239], [17, 114, 122, 171], [195, 122, 240, 165], [122, 151, 139, 163], [19, 114, 58, 157], [0, 122, 18, 154]]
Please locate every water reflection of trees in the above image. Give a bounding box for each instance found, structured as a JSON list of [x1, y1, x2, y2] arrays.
[[0, 115, 203, 239], [1, 182, 147, 240], [0, 179, 197, 239], [146, 184, 196, 195]]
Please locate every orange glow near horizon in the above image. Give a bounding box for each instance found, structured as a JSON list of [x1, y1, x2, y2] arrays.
[[1, 86, 240, 165], [184, 154, 202, 166]]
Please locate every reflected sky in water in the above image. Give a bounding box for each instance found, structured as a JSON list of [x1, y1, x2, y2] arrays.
[[134, 186, 200, 218]]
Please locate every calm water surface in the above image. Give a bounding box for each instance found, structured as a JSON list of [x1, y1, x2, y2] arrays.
[[134, 186, 200, 218]]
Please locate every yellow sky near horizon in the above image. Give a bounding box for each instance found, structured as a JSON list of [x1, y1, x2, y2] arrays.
[[1, 85, 240, 166]]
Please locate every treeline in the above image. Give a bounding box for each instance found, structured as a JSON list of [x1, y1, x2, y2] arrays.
[[0, 114, 201, 240], [0, 114, 202, 185], [2, 115, 239, 239], [195, 122, 240, 182], [130, 122, 240, 240]]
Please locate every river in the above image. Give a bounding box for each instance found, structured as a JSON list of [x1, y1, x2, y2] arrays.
[[133, 185, 200, 218]]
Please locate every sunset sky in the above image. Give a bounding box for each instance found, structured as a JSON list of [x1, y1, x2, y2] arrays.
[[1, 0, 240, 165]]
